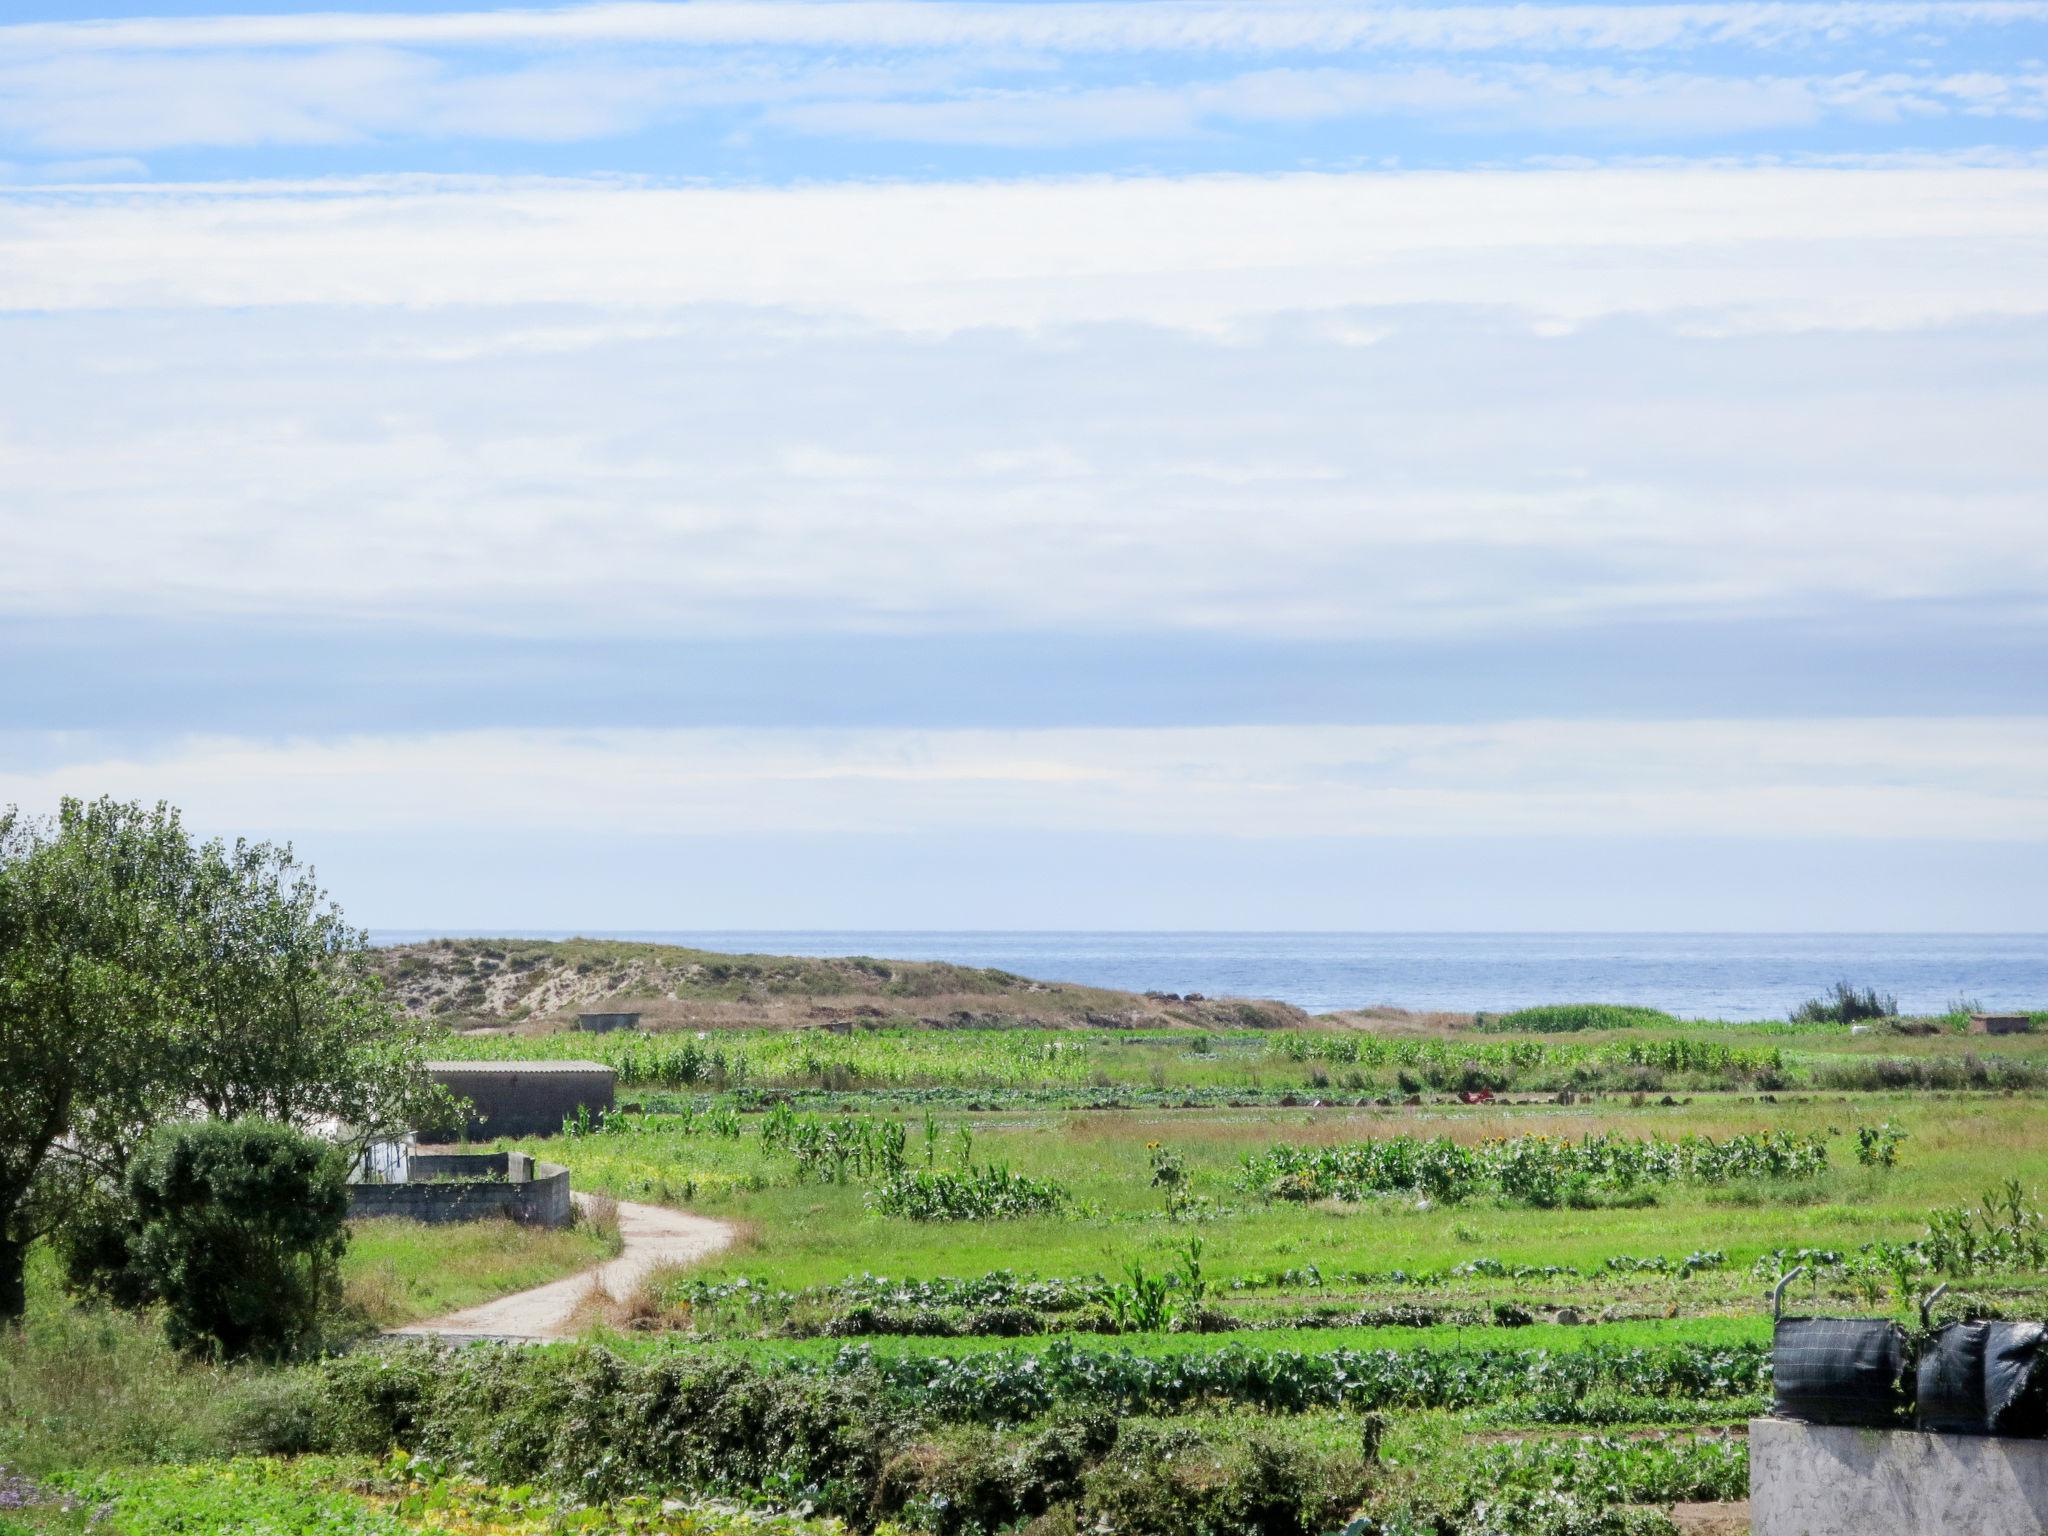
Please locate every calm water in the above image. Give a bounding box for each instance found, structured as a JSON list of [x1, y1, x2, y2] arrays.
[[367, 931, 2047, 1020]]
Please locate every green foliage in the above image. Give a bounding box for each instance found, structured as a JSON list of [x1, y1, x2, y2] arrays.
[[1079, 1421, 1366, 1536], [792, 1335, 1769, 1424], [1813, 1054, 2045, 1091], [36, 1455, 889, 1536], [764, 1109, 911, 1184], [1481, 1005, 1681, 1034], [318, 1344, 907, 1515], [0, 1254, 326, 1478], [0, 797, 439, 1321], [868, 1165, 1073, 1221], [1853, 1121, 1906, 1168], [1238, 1130, 1833, 1207], [1921, 1179, 2048, 1278], [112, 1120, 349, 1360], [1791, 981, 1897, 1024], [1375, 1431, 1745, 1536]]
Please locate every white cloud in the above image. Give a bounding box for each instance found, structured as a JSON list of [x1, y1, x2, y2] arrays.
[[4, 166, 2048, 334], [6, 1, 2044, 58], [5, 719, 2044, 841], [1, 302, 2044, 640]]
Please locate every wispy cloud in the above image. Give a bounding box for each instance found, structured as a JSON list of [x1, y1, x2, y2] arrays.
[[0, 0, 2042, 162], [7, 1, 2045, 57], [5, 165, 2047, 332], [3, 297, 2044, 641], [6, 719, 2044, 840]]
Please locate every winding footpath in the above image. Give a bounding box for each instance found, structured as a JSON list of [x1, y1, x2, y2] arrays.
[[390, 1195, 736, 1343]]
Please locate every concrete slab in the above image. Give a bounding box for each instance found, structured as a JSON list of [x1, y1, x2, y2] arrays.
[[1750, 1418, 2048, 1536]]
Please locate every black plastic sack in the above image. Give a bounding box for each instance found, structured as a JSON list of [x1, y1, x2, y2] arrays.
[[1986, 1321, 2047, 1437], [1773, 1316, 1911, 1426], [1918, 1321, 1990, 1433]]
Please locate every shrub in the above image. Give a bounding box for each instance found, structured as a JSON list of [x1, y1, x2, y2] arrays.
[[1813, 1054, 2044, 1092], [113, 1120, 349, 1360], [1790, 982, 1897, 1024], [867, 1165, 1072, 1221], [1081, 1423, 1365, 1536], [1483, 1005, 1679, 1034]]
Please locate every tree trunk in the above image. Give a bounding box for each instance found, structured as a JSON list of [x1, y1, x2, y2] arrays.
[[0, 1230, 27, 1323]]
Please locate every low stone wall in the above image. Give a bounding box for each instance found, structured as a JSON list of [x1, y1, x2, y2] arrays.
[[1751, 1418, 2048, 1536], [420, 1061, 616, 1139], [348, 1155, 571, 1228]]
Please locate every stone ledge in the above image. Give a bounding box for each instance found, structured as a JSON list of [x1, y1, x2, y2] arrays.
[[1751, 1417, 2048, 1536]]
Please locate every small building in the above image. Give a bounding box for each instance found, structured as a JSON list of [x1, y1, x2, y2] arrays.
[[1972, 1014, 2034, 1036], [576, 1010, 642, 1033], [420, 1060, 616, 1139]]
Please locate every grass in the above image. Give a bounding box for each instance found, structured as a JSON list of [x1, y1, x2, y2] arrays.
[[511, 1094, 2048, 1295], [14, 966, 2048, 1536], [339, 1215, 621, 1328], [433, 1017, 2048, 1103], [4, 1456, 890, 1535], [604, 1313, 1773, 1366]]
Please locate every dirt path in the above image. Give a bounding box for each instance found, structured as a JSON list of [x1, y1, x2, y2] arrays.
[[390, 1196, 736, 1343]]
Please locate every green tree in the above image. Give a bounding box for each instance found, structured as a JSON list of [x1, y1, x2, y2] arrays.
[[0, 798, 190, 1320], [121, 1118, 349, 1359], [0, 796, 442, 1322]]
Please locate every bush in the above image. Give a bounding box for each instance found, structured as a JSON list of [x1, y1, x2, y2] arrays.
[[114, 1120, 349, 1360], [1791, 982, 1897, 1024], [1081, 1423, 1365, 1536], [867, 1165, 1072, 1221], [317, 1344, 906, 1516], [1483, 1005, 1679, 1034]]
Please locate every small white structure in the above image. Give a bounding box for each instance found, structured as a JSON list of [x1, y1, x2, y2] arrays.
[[1750, 1418, 2048, 1536]]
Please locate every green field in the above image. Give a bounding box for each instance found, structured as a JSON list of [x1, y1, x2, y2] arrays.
[[10, 944, 2047, 1536]]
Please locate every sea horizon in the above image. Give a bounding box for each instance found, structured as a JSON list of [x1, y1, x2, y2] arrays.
[[366, 930, 2048, 1021]]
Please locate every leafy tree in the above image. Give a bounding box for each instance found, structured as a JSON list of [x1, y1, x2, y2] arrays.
[[0, 796, 443, 1322], [119, 1118, 349, 1359], [0, 798, 189, 1320]]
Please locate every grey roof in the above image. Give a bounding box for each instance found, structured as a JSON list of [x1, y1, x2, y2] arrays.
[[426, 1059, 614, 1075]]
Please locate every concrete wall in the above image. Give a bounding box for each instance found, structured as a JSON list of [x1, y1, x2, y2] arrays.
[[348, 1157, 571, 1228], [1972, 1014, 2033, 1035], [421, 1062, 616, 1139], [1751, 1418, 2048, 1536]]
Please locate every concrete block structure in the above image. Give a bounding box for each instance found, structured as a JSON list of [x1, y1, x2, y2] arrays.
[[576, 1011, 642, 1032], [347, 1150, 572, 1227], [1973, 1014, 2034, 1035], [1750, 1418, 2048, 1536], [421, 1060, 616, 1139]]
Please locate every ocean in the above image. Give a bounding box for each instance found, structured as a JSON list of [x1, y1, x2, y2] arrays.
[[366, 931, 2046, 1020]]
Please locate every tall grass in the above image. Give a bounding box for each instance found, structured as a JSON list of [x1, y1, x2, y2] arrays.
[[0, 1254, 316, 1477], [1791, 981, 1898, 1024], [1479, 1004, 1679, 1033]]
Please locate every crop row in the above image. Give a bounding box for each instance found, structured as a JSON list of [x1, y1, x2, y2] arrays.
[[789, 1336, 1770, 1423], [1240, 1130, 1834, 1206]]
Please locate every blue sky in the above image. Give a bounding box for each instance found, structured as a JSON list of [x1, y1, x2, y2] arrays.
[[1, 0, 2045, 929]]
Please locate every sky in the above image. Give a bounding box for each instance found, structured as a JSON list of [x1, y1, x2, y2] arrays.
[[1, 0, 2045, 931]]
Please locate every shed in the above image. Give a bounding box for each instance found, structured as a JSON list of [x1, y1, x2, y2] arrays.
[[420, 1059, 616, 1139], [1972, 1014, 2034, 1035]]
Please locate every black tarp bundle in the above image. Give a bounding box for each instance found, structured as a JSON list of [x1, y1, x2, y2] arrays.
[[1773, 1316, 1912, 1427], [1918, 1321, 2048, 1436]]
